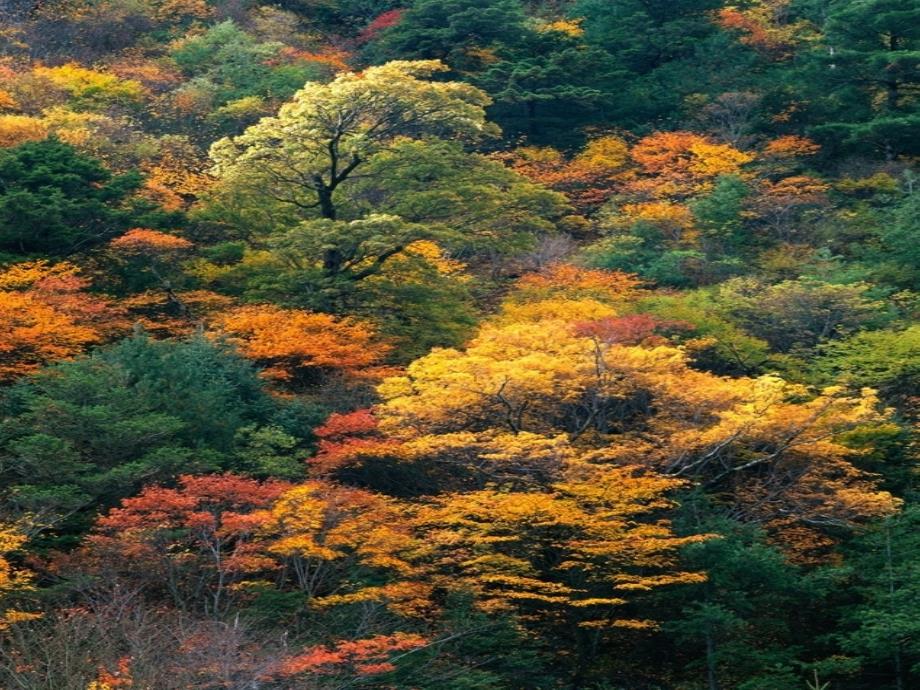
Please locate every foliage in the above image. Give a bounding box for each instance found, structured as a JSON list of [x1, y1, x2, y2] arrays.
[[0, 334, 320, 535], [0, 1, 917, 687], [0, 139, 175, 256]]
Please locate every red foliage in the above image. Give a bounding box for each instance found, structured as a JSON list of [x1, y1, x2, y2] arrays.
[[315, 409, 379, 441], [310, 409, 400, 476], [574, 314, 691, 345], [358, 9, 405, 44], [84, 474, 293, 611]]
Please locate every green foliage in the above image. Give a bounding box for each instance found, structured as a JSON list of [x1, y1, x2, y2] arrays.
[[171, 20, 324, 108], [365, 0, 529, 68], [636, 290, 774, 375], [691, 174, 751, 257], [0, 138, 176, 257], [715, 277, 890, 353], [0, 2, 918, 688], [665, 515, 819, 690], [816, 325, 920, 399], [807, 0, 920, 155], [0, 334, 322, 535], [836, 506, 920, 688]]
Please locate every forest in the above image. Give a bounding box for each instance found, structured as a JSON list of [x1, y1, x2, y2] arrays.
[[0, 0, 917, 688]]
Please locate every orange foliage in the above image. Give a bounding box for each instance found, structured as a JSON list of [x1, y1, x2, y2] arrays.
[[272, 633, 427, 679], [0, 261, 123, 381], [0, 521, 41, 630], [92, 657, 134, 688], [357, 9, 405, 44], [628, 131, 753, 197], [496, 135, 629, 213], [120, 289, 236, 338], [0, 89, 17, 111], [278, 46, 353, 73], [309, 409, 397, 477], [140, 141, 214, 211], [718, 1, 812, 59], [762, 135, 821, 158], [210, 305, 389, 382], [110, 228, 194, 254]]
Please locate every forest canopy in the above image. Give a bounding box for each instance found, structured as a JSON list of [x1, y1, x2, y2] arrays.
[[0, 1, 917, 688]]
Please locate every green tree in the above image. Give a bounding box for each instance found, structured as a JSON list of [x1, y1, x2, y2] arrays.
[[0, 334, 321, 538], [0, 138, 174, 257], [209, 59, 497, 222], [206, 61, 566, 289], [171, 20, 325, 108], [816, 326, 920, 401], [808, 0, 920, 156], [665, 516, 820, 690], [837, 506, 920, 690], [691, 174, 751, 259], [716, 277, 889, 353], [365, 0, 529, 71]]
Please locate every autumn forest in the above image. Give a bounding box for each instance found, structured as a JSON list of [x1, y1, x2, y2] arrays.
[[0, 0, 917, 688]]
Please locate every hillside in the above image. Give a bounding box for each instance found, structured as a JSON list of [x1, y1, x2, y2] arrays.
[[0, 2, 918, 688]]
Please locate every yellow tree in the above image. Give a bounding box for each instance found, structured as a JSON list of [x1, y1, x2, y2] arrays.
[[0, 522, 40, 630], [264, 481, 426, 615], [374, 267, 897, 547]]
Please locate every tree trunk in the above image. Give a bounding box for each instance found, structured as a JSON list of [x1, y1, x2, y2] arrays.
[[316, 183, 336, 220]]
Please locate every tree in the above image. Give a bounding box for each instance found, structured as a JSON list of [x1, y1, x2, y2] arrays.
[[83, 473, 291, 616], [108, 228, 195, 296], [209, 59, 497, 226], [264, 480, 420, 608], [716, 277, 889, 353], [808, 0, 920, 156], [0, 520, 39, 630], [169, 20, 328, 114], [210, 303, 389, 384], [269, 633, 429, 684], [364, 0, 529, 70], [816, 326, 920, 402], [664, 516, 820, 690], [476, 38, 624, 141], [0, 260, 121, 381], [206, 64, 567, 294], [0, 334, 321, 535], [374, 268, 897, 538], [838, 505, 920, 690], [0, 138, 175, 256]]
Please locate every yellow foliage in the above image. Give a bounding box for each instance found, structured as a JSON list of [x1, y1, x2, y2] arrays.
[[539, 18, 585, 38], [34, 63, 145, 106], [0, 522, 40, 630], [264, 482, 418, 605], [496, 297, 617, 324], [574, 135, 630, 171], [400, 240, 468, 277], [621, 201, 695, 240], [0, 114, 48, 147]]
